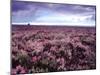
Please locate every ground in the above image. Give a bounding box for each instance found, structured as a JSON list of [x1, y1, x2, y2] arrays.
[[11, 25, 96, 74]]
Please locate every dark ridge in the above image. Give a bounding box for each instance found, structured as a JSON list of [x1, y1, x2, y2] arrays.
[[12, 25, 96, 31]]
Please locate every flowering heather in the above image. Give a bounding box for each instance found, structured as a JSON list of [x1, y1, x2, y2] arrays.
[[11, 25, 96, 74]]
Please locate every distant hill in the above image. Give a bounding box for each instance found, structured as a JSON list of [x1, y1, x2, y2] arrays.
[[12, 24, 96, 31]]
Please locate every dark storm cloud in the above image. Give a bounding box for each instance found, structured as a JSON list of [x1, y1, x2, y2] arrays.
[[12, 1, 96, 14], [12, 1, 49, 12], [52, 4, 95, 15], [12, 1, 29, 12]]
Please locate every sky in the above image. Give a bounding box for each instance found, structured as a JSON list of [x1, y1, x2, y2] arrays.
[[12, 1, 96, 26]]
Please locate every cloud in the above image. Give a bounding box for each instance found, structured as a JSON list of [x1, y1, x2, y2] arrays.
[[12, 1, 96, 26], [12, 1, 29, 12], [31, 12, 95, 25]]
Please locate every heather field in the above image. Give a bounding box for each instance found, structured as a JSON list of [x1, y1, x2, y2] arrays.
[[11, 25, 96, 74]]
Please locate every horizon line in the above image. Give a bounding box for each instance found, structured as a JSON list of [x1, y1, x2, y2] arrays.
[[12, 22, 95, 27]]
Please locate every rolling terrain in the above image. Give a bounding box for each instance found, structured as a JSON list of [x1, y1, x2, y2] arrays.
[[11, 25, 96, 74]]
